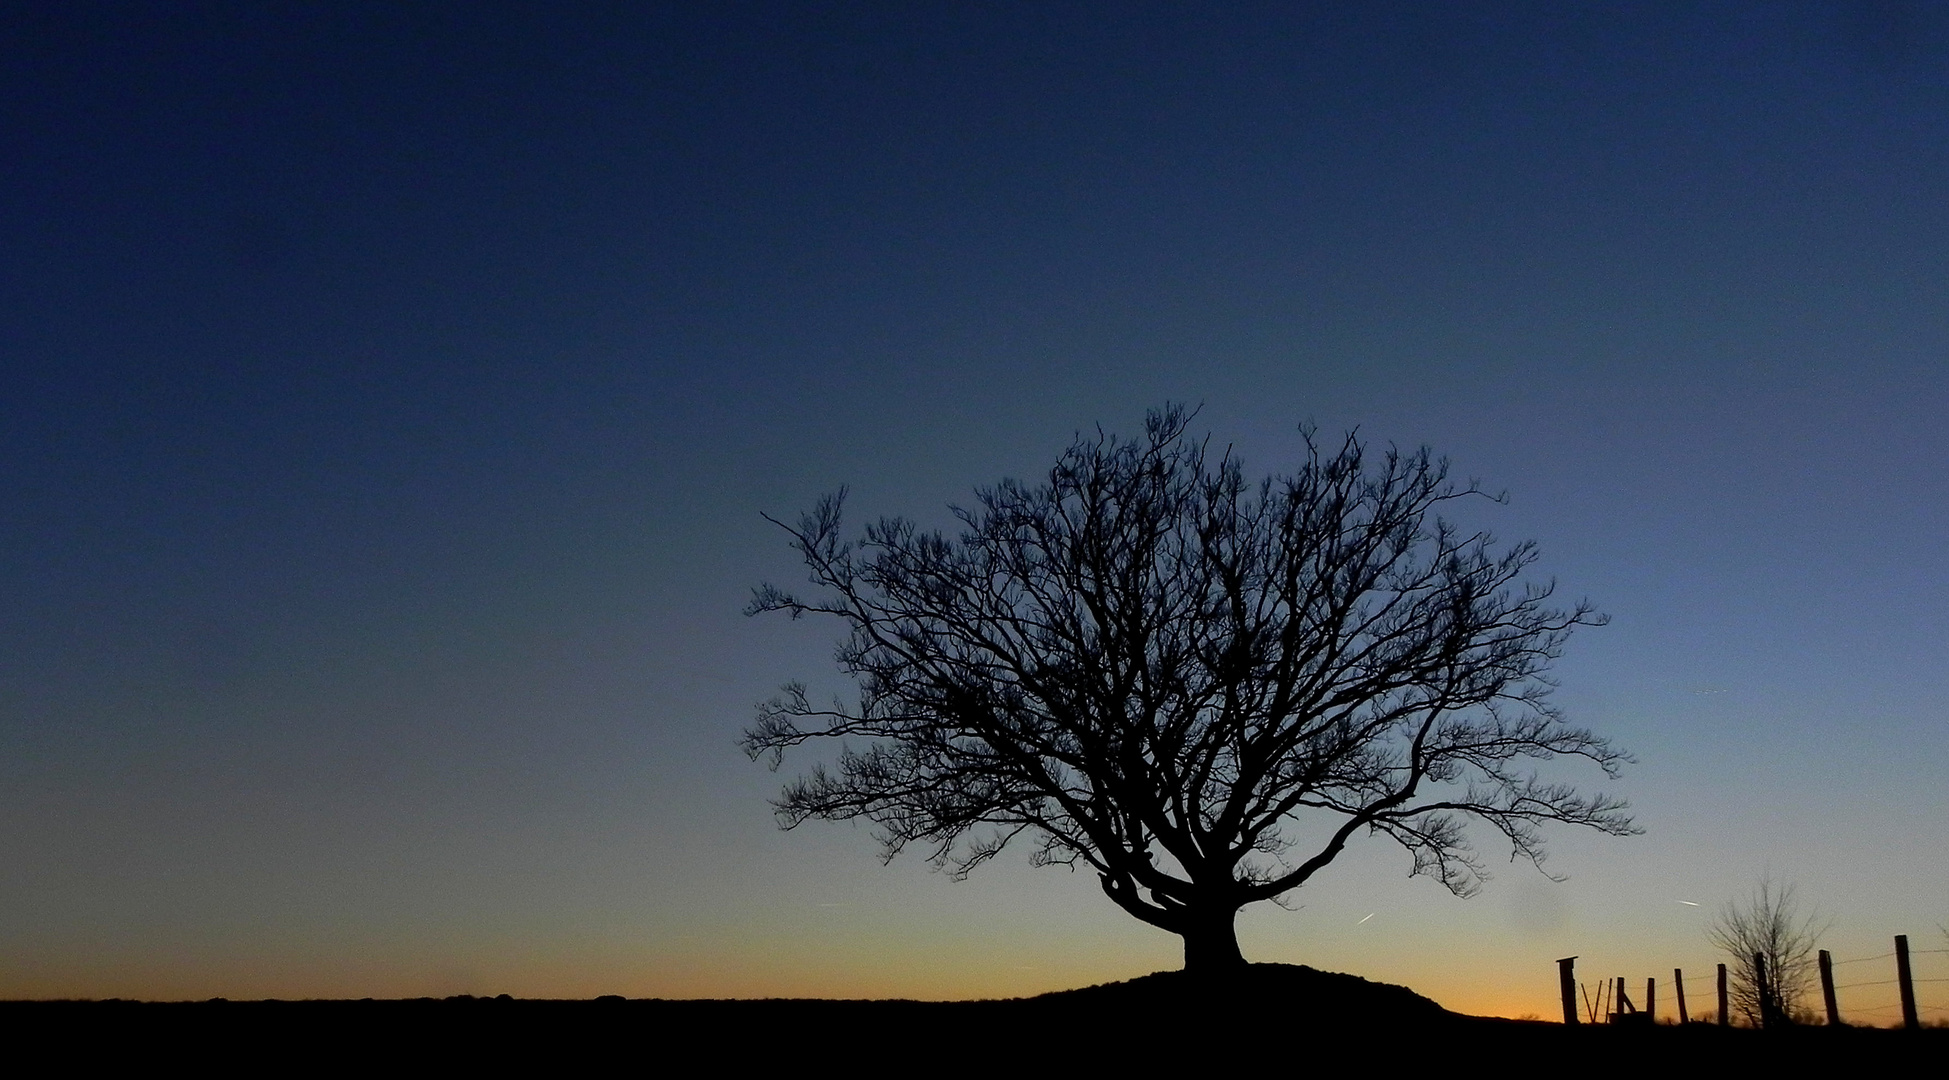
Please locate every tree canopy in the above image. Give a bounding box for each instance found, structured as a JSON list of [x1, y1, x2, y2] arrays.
[[746, 406, 1634, 971]]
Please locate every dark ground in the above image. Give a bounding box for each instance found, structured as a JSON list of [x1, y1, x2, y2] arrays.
[[8, 964, 1941, 1070]]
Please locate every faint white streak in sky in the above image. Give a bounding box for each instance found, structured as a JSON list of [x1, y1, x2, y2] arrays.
[[1677, 900, 1701, 906], [1357, 912, 1376, 925]]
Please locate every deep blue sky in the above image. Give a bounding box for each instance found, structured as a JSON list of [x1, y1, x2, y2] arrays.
[[4, 3, 1946, 1014]]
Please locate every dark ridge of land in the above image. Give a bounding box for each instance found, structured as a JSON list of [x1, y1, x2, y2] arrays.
[[9, 964, 1942, 1070]]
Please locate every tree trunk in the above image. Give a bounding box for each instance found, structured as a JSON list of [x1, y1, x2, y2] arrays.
[[1179, 908, 1246, 974]]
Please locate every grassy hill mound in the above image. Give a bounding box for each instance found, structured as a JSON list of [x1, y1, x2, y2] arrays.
[[1023, 962, 1451, 1027]]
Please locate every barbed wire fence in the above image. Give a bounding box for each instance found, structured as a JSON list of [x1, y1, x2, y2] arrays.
[[1827, 942, 1949, 1027], [1556, 936, 1949, 1029]]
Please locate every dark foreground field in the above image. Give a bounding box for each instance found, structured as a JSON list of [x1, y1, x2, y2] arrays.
[[10, 964, 1941, 1070]]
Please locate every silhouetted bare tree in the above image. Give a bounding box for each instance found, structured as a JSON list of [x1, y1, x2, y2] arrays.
[[745, 406, 1635, 973], [1708, 875, 1825, 1026]]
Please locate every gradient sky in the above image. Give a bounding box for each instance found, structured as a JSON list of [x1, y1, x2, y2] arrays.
[[5, 3, 1947, 1019]]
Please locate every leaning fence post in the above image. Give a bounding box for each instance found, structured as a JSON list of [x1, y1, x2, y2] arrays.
[[1818, 949, 1840, 1026], [1675, 967, 1689, 1024], [1717, 963, 1728, 1026], [1897, 934, 1919, 1030], [1558, 956, 1579, 1025]]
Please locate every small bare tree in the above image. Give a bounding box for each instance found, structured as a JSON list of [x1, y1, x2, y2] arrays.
[[1707, 876, 1824, 1027]]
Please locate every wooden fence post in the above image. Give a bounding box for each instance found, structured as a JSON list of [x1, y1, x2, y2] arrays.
[[1674, 967, 1689, 1024], [1558, 956, 1579, 1025], [1897, 934, 1919, 1031], [1818, 949, 1840, 1026], [1647, 976, 1656, 1023], [1755, 952, 1771, 1029], [1717, 963, 1728, 1026]]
